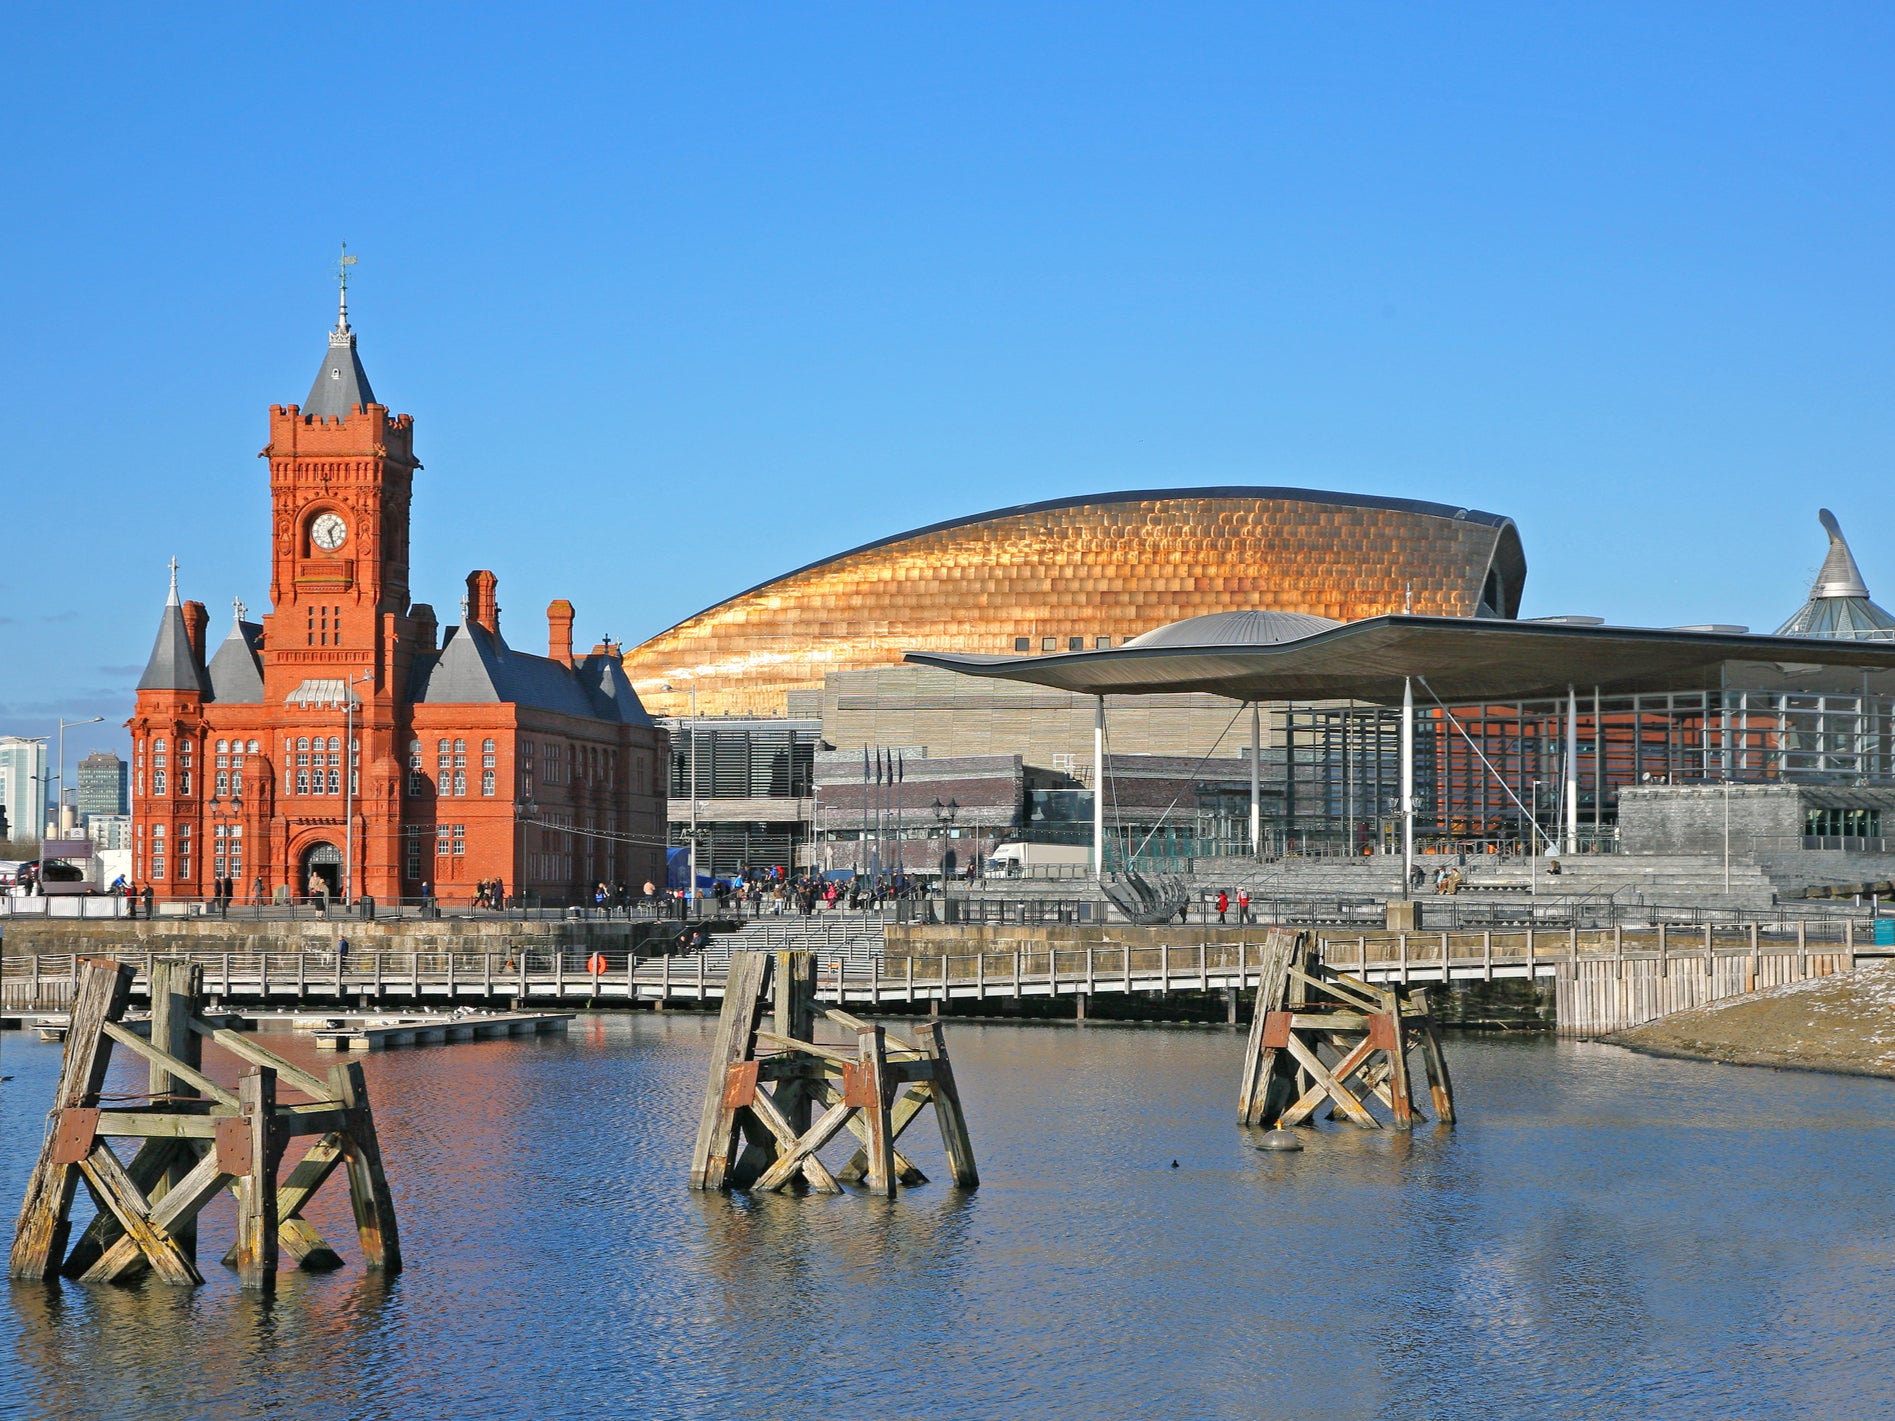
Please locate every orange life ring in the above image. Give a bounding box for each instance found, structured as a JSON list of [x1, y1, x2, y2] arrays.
[[586, 953, 608, 975]]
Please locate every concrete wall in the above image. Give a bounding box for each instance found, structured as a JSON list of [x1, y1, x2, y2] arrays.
[[0, 916, 656, 958], [1616, 784, 1804, 856]]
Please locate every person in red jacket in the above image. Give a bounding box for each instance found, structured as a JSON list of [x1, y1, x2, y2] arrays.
[[1216, 890, 1229, 923]]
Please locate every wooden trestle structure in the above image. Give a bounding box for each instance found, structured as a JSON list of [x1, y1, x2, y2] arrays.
[[690, 951, 979, 1197], [8, 956, 400, 1287], [1237, 929, 1457, 1131]]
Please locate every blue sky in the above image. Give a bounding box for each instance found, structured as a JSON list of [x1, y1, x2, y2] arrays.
[[3, 3, 1892, 768]]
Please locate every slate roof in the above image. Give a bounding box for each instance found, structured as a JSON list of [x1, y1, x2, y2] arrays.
[[409, 623, 653, 725], [136, 582, 210, 695], [304, 329, 377, 417], [206, 620, 265, 703]]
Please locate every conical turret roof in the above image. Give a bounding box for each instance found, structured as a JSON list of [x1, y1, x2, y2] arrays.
[[1776, 509, 1895, 641], [136, 563, 210, 694], [303, 253, 376, 416]]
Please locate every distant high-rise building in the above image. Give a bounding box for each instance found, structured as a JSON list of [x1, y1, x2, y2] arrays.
[[77, 751, 129, 819], [86, 814, 132, 851], [0, 737, 47, 843]]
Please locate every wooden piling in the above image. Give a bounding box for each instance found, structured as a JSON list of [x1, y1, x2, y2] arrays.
[[7, 955, 401, 1289], [689, 951, 979, 1197], [1236, 932, 1455, 1134]]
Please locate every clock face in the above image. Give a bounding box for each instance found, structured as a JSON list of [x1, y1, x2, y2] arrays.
[[310, 513, 347, 552]]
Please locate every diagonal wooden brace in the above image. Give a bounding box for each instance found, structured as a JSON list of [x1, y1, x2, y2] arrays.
[[1282, 1033, 1381, 1129], [753, 1099, 858, 1192], [832, 1083, 931, 1186]]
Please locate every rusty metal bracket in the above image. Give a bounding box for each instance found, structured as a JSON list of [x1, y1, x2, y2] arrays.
[[722, 1061, 759, 1110], [1366, 1013, 1400, 1052], [214, 1118, 254, 1177], [841, 1060, 878, 1108], [50, 1107, 100, 1166], [1261, 1011, 1295, 1049]]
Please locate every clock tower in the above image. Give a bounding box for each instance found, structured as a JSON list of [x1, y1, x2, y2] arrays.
[[127, 264, 668, 909], [258, 264, 422, 702]]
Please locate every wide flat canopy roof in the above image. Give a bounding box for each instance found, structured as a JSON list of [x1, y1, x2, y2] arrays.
[[905, 616, 1895, 705]]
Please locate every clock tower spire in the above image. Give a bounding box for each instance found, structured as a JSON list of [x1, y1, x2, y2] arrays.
[[257, 254, 422, 702]]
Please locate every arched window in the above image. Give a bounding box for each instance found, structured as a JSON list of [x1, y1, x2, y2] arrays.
[[482, 738, 496, 765], [327, 736, 341, 752], [247, 739, 259, 754], [297, 737, 309, 752], [216, 739, 228, 754], [481, 769, 495, 796], [154, 738, 167, 752], [408, 739, 425, 798]]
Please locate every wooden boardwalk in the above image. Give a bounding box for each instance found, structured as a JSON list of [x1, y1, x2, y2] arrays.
[[4, 919, 1886, 1034]]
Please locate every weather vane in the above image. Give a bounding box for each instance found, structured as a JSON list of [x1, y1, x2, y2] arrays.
[[334, 241, 358, 333]]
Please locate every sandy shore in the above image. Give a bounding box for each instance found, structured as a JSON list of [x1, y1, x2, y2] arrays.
[[1607, 961, 1895, 1079]]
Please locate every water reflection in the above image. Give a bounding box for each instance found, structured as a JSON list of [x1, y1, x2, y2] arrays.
[[4, 1018, 1894, 1420]]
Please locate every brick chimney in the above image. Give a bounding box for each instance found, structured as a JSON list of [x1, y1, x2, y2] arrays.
[[465, 571, 499, 636], [547, 600, 575, 666], [410, 603, 438, 653], [181, 600, 209, 676]]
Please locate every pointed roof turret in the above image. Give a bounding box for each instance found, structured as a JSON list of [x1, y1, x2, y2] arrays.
[[136, 559, 211, 694], [303, 242, 377, 417], [206, 598, 265, 703], [1776, 508, 1895, 641]]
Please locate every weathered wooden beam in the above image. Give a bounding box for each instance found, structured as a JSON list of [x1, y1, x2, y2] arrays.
[[101, 1022, 239, 1108], [774, 951, 820, 1142], [832, 1083, 931, 1186], [146, 959, 204, 1262], [230, 1068, 281, 1286], [332, 1063, 402, 1273], [754, 1030, 856, 1067], [79, 1148, 231, 1284], [855, 1024, 896, 1199], [745, 1080, 842, 1193], [75, 1142, 202, 1286], [690, 953, 773, 1191], [1238, 930, 1301, 1126], [60, 1137, 201, 1278], [1383, 997, 1416, 1130], [915, 1022, 979, 1189], [188, 1021, 336, 1103], [93, 1110, 228, 1139], [753, 1098, 857, 1192], [9, 956, 134, 1281], [824, 1007, 921, 1055], [1283, 1033, 1381, 1129], [1277, 1032, 1382, 1128], [1410, 996, 1457, 1125]]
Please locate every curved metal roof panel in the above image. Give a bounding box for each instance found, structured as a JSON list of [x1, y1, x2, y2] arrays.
[[907, 615, 1895, 705]]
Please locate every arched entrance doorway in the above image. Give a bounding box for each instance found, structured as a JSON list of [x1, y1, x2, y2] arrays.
[[301, 841, 342, 900]]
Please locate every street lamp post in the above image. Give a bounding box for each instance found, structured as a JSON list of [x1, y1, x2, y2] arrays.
[[207, 791, 243, 914], [931, 797, 959, 882], [342, 670, 372, 907], [54, 716, 105, 834]]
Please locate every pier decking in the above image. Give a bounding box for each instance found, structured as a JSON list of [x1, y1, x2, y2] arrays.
[[312, 1012, 573, 1051], [3, 917, 1885, 1034]]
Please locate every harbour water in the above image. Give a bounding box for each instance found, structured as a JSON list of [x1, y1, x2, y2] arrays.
[[4, 1014, 1894, 1420]]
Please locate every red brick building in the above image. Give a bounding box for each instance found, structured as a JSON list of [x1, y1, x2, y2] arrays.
[[129, 290, 667, 905]]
